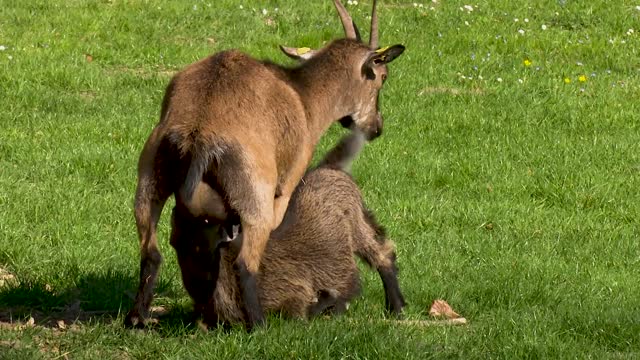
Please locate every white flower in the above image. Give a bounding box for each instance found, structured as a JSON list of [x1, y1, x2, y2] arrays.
[[514, 18, 519, 22], [262, 8, 268, 15], [7, 55, 13, 60], [465, 21, 470, 26], [524, 18, 529, 23], [518, 29, 525, 35], [0, 45, 5, 51], [518, 78, 524, 84], [541, 24, 547, 30], [626, 28, 635, 36], [464, 5, 473, 12], [192, 4, 197, 10], [274, 7, 279, 12], [576, 61, 583, 66], [414, 2, 418, 7], [497, 77, 503, 82], [636, 5, 640, 11], [239, 5, 243, 9]]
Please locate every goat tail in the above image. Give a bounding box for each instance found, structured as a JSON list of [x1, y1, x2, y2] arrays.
[[178, 143, 215, 204], [316, 130, 367, 173]]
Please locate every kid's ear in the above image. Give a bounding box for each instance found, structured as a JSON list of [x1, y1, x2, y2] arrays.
[[279, 45, 318, 61], [368, 44, 405, 65]]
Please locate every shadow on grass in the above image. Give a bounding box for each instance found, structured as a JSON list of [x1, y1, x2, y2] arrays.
[[0, 269, 196, 334]]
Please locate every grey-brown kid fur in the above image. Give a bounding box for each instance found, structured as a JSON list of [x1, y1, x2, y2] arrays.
[[170, 131, 406, 326], [125, 0, 405, 329]]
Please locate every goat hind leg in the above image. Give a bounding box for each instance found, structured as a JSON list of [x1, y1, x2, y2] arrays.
[[124, 176, 170, 328], [233, 222, 271, 330]]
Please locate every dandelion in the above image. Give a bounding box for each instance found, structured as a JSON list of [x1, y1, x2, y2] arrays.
[[564, 77, 571, 84], [541, 24, 547, 30], [523, 59, 532, 67], [518, 29, 525, 35], [578, 75, 587, 82]]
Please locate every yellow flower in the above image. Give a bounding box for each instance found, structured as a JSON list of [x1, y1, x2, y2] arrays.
[[564, 77, 571, 84], [578, 75, 587, 82], [523, 59, 532, 67]]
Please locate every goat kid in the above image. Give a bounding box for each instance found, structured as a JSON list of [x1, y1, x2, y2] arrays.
[[126, 0, 404, 329], [171, 131, 406, 326]]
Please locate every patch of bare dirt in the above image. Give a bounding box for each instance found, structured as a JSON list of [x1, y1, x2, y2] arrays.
[[418, 86, 485, 96], [0, 266, 17, 288]]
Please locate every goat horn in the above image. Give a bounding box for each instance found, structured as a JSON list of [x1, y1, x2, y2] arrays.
[[369, 0, 379, 49], [333, 0, 357, 40]]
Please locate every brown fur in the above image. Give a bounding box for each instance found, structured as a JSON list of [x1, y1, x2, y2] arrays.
[[171, 132, 406, 326], [125, 0, 404, 328]]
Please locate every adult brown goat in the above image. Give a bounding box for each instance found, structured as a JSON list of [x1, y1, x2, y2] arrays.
[[125, 0, 404, 329], [170, 131, 406, 326]]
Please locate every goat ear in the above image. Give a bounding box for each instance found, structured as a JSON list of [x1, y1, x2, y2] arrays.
[[368, 44, 405, 66], [279, 45, 318, 61]]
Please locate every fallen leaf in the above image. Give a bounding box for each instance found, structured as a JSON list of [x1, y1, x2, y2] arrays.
[[429, 299, 461, 319]]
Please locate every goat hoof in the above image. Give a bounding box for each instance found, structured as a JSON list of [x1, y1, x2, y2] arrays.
[[124, 311, 149, 329]]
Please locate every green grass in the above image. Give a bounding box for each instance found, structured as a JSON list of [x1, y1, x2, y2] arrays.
[[1, 0, 639, 358]]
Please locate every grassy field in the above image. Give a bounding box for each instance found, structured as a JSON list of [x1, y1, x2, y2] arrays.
[[1, 0, 639, 358]]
